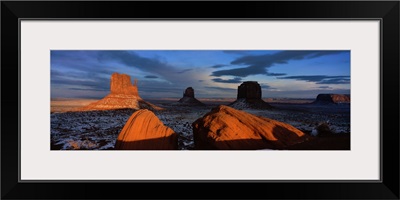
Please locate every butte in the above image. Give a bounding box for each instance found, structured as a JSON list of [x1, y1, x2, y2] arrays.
[[177, 87, 205, 106], [229, 81, 272, 109], [79, 73, 163, 111]]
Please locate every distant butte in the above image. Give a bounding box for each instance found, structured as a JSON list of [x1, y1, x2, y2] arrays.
[[313, 94, 350, 104], [177, 87, 205, 106], [79, 73, 163, 111], [229, 81, 272, 109]]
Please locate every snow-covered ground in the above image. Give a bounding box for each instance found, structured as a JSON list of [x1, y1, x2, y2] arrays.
[[50, 100, 350, 150]]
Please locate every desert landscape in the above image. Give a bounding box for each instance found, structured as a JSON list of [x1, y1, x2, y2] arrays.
[[51, 73, 350, 150], [51, 50, 350, 150]]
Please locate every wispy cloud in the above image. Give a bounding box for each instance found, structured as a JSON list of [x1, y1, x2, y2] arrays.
[[267, 72, 287, 76], [204, 86, 236, 91], [211, 77, 242, 84], [260, 83, 276, 90], [316, 78, 350, 84], [144, 75, 158, 79], [177, 69, 193, 73], [212, 50, 348, 77], [210, 64, 228, 69], [318, 86, 331, 89], [278, 75, 350, 84], [222, 50, 251, 55]]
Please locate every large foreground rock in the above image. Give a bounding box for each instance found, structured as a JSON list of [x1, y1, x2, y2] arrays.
[[115, 109, 178, 150], [313, 94, 350, 104], [229, 81, 272, 109], [192, 105, 308, 150], [79, 73, 163, 111]]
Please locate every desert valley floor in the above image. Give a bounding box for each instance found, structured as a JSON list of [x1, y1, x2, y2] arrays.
[[50, 98, 350, 150]]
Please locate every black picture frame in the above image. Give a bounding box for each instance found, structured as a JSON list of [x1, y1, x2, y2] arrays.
[[2, 1, 399, 199]]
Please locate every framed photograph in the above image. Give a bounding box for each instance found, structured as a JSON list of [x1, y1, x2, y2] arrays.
[[2, 1, 399, 199]]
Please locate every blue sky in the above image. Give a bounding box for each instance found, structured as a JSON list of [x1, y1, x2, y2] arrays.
[[51, 50, 350, 99]]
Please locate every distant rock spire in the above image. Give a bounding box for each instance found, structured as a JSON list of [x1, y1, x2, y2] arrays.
[[178, 87, 205, 106], [183, 87, 195, 98]]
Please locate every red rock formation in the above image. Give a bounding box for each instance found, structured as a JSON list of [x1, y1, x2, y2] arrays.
[[313, 94, 350, 104], [79, 73, 163, 111], [115, 109, 178, 150], [110, 73, 139, 95], [192, 105, 308, 150], [229, 81, 272, 109]]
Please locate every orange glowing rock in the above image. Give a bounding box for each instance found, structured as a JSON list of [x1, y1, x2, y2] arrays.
[[192, 105, 308, 150], [115, 109, 178, 150], [79, 73, 163, 111]]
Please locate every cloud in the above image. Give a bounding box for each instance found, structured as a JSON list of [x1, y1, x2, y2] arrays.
[[211, 66, 266, 77], [144, 75, 158, 79], [222, 50, 251, 55], [67, 87, 108, 92], [266, 72, 287, 76], [97, 51, 176, 77], [210, 64, 228, 69], [211, 50, 348, 77], [317, 86, 331, 89], [316, 78, 350, 84], [177, 69, 193, 73], [278, 75, 350, 84], [259, 83, 276, 90], [204, 86, 236, 91], [51, 69, 110, 91], [212, 77, 242, 84]]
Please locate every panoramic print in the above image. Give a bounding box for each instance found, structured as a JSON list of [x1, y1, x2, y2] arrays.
[[50, 50, 350, 150]]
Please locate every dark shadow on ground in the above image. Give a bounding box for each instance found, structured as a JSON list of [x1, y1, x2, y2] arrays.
[[114, 134, 178, 150]]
